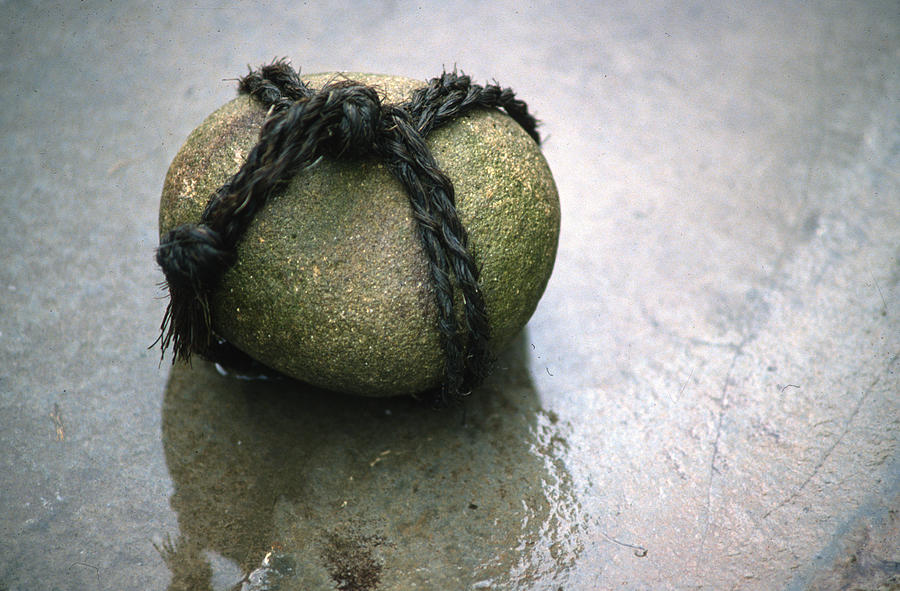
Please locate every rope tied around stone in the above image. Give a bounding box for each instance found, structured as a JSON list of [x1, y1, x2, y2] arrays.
[[156, 59, 541, 405]]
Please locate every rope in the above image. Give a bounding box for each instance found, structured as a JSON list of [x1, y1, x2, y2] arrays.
[[156, 59, 540, 405]]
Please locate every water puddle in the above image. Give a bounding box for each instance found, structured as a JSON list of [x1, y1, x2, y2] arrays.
[[157, 336, 583, 590]]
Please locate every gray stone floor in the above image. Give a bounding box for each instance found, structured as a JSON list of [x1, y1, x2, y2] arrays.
[[1, 2, 898, 589]]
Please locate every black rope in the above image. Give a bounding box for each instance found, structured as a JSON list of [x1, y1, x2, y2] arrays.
[[156, 59, 540, 405]]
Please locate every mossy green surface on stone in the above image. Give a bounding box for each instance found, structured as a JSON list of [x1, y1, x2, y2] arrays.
[[159, 73, 560, 396]]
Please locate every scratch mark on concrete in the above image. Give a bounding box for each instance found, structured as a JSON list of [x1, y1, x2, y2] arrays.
[[699, 339, 747, 556], [763, 353, 898, 519], [678, 367, 695, 398], [871, 272, 888, 316]]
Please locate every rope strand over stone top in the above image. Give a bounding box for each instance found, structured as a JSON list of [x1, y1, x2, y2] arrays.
[[155, 59, 541, 405]]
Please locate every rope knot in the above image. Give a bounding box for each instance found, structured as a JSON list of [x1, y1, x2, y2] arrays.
[[156, 223, 234, 290], [325, 83, 382, 156], [156, 223, 235, 361]]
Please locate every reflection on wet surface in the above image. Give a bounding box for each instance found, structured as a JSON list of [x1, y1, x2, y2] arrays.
[[157, 336, 583, 590]]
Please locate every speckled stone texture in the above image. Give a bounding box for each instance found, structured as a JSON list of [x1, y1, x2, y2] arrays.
[[159, 73, 560, 396]]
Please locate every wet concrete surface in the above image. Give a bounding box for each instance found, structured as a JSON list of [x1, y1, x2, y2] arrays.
[[1, 2, 898, 590]]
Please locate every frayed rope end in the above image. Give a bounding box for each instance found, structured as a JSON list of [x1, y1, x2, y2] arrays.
[[154, 223, 234, 363]]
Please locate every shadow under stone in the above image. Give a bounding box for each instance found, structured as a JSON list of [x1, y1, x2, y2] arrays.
[[158, 335, 583, 590]]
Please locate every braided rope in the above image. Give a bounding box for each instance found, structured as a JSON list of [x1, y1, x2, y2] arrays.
[[156, 59, 540, 405]]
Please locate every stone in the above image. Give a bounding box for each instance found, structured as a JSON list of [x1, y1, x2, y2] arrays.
[[159, 73, 560, 396]]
